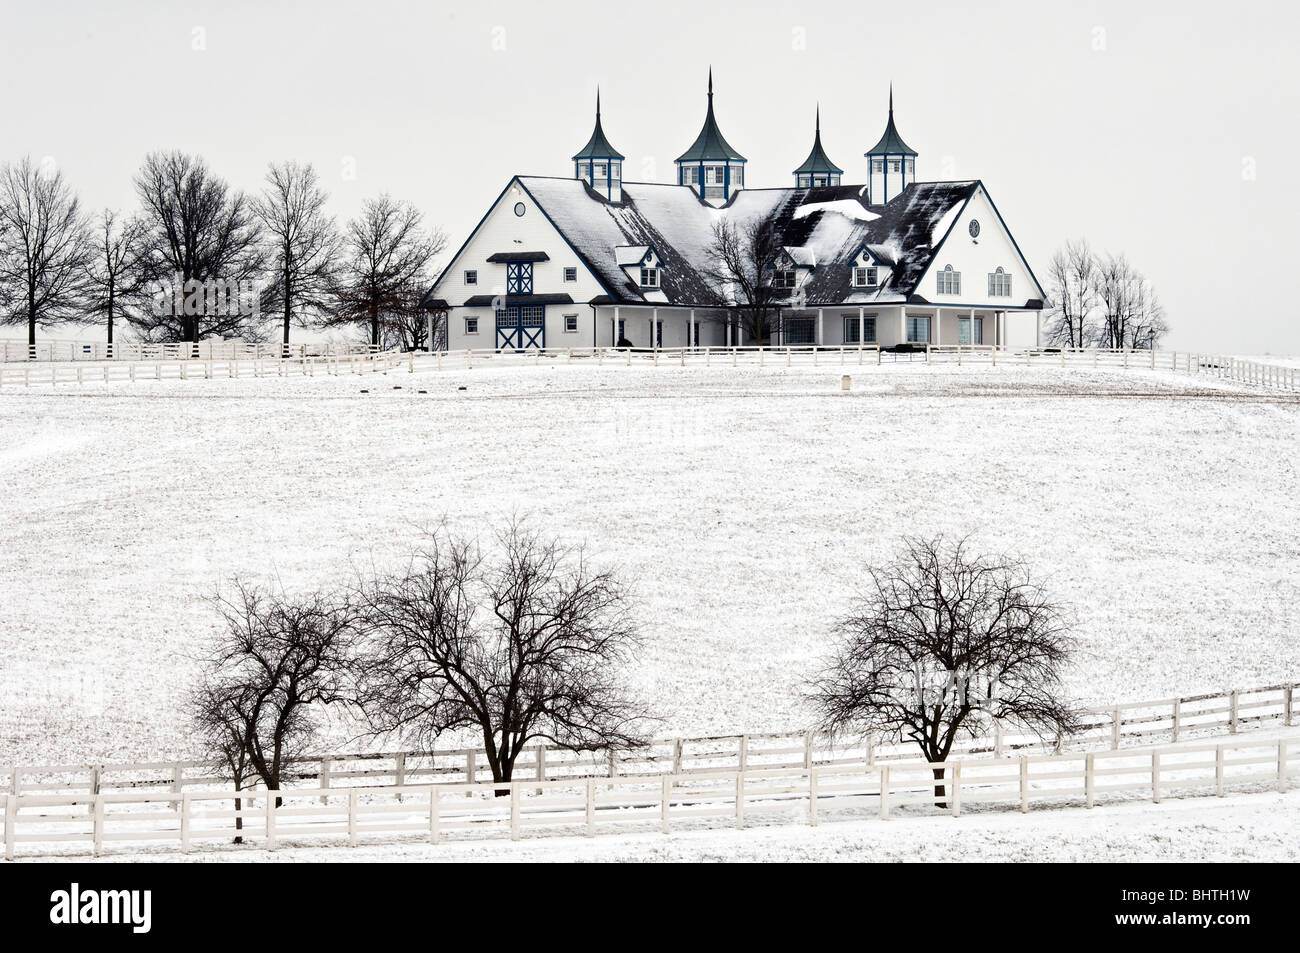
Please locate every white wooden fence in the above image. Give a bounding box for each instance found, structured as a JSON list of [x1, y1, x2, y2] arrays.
[[2, 734, 1293, 859], [3, 683, 1293, 803], [0, 339, 378, 363], [0, 349, 406, 387]]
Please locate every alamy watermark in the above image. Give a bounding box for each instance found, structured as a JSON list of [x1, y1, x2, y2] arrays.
[[150, 271, 262, 320]]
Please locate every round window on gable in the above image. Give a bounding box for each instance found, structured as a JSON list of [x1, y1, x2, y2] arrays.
[[968, 219, 981, 238], [514, 202, 526, 217]]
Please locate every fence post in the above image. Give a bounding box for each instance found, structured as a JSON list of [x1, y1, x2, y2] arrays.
[[509, 783, 520, 841], [803, 730, 813, 769], [395, 752, 406, 798], [1085, 754, 1095, 808], [1229, 691, 1239, 733], [1286, 686, 1294, 727], [865, 734, 875, 767], [1278, 741, 1289, 794], [429, 787, 440, 844], [535, 745, 546, 796], [1111, 708, 1121, 749], [661, 776, 671, 834], [738, 735, 748, 772], [1215, 745, 1225, 797], [994, 720, 1004, 758], [320, 759, 330, 805], [266, 792, 277, 850], [951, 762, 962, 818], [879, 765, 890, 820], [348, 789, 358, 846], [585, 779, 595, 836], [1152, 750, 1161, 803], [92, 795, 104, 857], [3, 794, 13, 860], [180, 793, 191, 853], [465, 749, 475, 788], [672, 738, 683, 775], [1019, 757, 1029, 813], [809, 767, 819, 826], [1171, 698, 1181, 742], [735, 774, 745, 829]]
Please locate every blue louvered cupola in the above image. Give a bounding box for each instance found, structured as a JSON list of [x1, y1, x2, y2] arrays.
[[675, 69, 747, 207], [573, 89, 625, 203]]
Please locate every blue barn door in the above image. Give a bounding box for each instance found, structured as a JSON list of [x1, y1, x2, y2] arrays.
[[495, 305, 546, 350]]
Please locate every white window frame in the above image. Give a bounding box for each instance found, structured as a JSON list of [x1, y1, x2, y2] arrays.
[[464, 316, 479, 335], [936, 265, 961, 296], [563, 267, 577, 282], [640, 267, 659, 288], [988, 267, 1012, 297], [842, 314, 877, 344], [773, 269, 797, 290], [464, 269, 477, 285], [958, 316, 984, 345], [563, 313, 578, 333], [906, 314, 931, 343], [852, 266, 879, 288]]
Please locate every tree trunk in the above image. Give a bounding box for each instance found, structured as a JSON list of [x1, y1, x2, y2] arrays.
[[370, 301, 379, 347], [27, 283, 36, 348], [107, 278, 115, 347], [282, 273, 292, 349], [932, 766, 947, 809]]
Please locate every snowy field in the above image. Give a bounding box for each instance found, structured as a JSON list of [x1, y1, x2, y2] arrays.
[[1, 359, 1298, 767]]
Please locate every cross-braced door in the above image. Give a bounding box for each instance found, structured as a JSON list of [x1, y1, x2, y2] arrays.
[[495, 305, 545, 350]]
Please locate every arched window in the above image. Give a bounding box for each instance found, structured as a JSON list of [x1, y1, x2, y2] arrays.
[[936, 264, 961, 296], [988, 266, 1012, 297]]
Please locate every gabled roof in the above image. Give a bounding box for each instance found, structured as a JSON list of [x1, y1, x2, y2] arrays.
[[675, 69, 747, 164], [865, 86, 918, 158], [792, 106, 844, 175], [494, 176, 983, 308], [572, 89, 625, 161]]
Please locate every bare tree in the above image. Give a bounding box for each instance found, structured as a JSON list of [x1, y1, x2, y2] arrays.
[[191, 581, 357, 804], [702, 215, 785, 346], [810, 536, 1081, 804], [129, 150, 266, 344], [354, 522, 650, 787], [82, 209, 144, 347], [253, 161, 339, 353], [1043, 238, 1097, 349], [1096, 253, 1167, 350], [0, 156, 92, 348], [326, 195, 444, 348]]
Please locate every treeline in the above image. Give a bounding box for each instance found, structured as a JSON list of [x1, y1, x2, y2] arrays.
[[0, 153, 445, 350], [1044, 239, 1168, 350]]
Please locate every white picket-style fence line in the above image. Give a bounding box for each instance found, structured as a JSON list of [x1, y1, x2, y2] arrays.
[[0, 339, 379, 363], [4, 683, 1293, 804], [0, 349, 406, 387], [5, 342, 1296, 394], [2, 734, 1293, 859]]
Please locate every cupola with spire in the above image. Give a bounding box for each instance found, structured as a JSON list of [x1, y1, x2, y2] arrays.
[[792, 105, 843, 188], [864, 85, 918, 205], [675, 69, 747, 207], [572, 88, 625, 203]]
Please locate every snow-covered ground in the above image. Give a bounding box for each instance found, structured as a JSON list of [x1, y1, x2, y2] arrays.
[[1, 359, 1297, 766]]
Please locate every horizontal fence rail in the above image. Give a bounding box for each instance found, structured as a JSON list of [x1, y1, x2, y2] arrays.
[[2, 734, 1293, 859], [3, 683, 1293, 806], [5, 342, 1296, 393], [0, 339, 380, 363], [0, 349, 406, 388]]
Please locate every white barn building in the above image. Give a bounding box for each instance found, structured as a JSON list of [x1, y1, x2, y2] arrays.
[[421, 75, 1046, 352]]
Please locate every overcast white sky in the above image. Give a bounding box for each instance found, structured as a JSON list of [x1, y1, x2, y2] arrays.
[[3, 0, 1297, 351]]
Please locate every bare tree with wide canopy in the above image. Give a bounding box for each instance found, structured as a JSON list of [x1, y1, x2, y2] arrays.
[[810, 536, 1081, 804], [353, 522, 651, 787]]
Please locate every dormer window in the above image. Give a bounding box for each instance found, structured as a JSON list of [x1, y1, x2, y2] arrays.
[[773, 269, 797, 290], [640, 267, 659, 288], [853, 266, 878, 288], [936, 264, 961, 296], [988, 267, 1012, 297]]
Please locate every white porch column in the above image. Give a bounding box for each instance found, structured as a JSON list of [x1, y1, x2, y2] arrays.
[[726, 318, 732, 347], [426, 310, 433, 352], [817, 308, 824, 346], [971, 308, 976, 346], [899, 308, 906, 345], [613, 306, 620, 347], [689, 309, 696, 348], [935, 308, 942, 346], [858, 307, 864, 350]]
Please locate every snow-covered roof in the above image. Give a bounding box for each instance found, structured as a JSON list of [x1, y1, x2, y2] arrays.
[[429, 176, 982, 309], [783, 246, 817, 268]]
